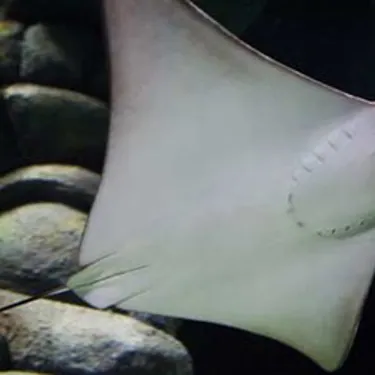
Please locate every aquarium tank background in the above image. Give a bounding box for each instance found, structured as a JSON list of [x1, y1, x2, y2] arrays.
[[0, 1, 373, 375]]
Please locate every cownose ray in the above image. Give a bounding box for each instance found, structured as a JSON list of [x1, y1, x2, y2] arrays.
[[2, 0, 375, 372]]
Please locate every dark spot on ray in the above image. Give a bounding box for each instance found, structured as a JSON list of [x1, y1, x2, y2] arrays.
[[343, 129, 354, 139], [331, 228, 336, 234], [287, 193, 293, 204], [287, 207, 294, 214], [328, 140, 338, 151], [313, 152, 324, 162], [345, 225, 351, 231], [302, 165, 312, 173]]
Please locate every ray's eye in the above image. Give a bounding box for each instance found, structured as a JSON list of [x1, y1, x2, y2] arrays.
[[287, 108, 375, 239]]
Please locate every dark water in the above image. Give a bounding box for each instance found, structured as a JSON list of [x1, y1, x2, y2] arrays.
[[197, 0, 375, 101]]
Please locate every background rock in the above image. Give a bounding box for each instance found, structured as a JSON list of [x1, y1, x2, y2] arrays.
[[0, 2, 190, 375], [20, 24, 98, 93], [0, 335, 12, 371], [0, 164, 99, 214], [3, 84, 109, 172], [0, 290, 193, 375], [0, 203, 84, 293], [0, 21, 24, 175], [0, 20, 23, 85], [0, 103, 20, 176]]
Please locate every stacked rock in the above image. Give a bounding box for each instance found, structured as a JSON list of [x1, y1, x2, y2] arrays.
[[0, 1, 193, 374]]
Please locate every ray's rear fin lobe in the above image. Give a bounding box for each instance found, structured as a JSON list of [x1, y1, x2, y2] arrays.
[[0, 256, 149, 313], [67, 255, 151, 309]]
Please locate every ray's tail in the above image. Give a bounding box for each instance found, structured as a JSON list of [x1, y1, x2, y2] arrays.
[[0, 258, 150, 313]]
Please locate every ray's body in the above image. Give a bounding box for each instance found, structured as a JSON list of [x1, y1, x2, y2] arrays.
[[3, 1, 375, 372]]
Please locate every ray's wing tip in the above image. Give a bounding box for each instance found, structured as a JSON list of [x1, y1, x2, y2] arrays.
[[297, 334, 353, 372], [66, 271, 109, 309], [313, 354, 345, 373], [66, 255, 151, 310]]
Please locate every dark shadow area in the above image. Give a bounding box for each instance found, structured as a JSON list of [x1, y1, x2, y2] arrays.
[[196, 0, 375, 100], [179, 281, 375, 375]]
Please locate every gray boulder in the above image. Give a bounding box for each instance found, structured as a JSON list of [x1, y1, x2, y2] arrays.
[[0, 20, 23, 84], [3, 84, 109, 172], [0, 164, 100, 214], [0, 290, 193, 375], [0, 21, 24, 174], [20, 24, 99, 93], [0, 336, 12, 371], [0, 202, 85, 293]]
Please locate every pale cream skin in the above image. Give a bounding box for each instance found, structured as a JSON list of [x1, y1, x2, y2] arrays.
[[67, 0, 375, 372]]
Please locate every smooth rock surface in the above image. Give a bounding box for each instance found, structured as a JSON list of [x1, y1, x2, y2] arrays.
[[0, 290, 193, 375], [20, 24, 98, 92], [0, 100, 20, 176], [0, 335, 12, 371], [0, 21, 23, 84], [0, 203, 84, 293], [3, 84, 109, 172], [0, 21, 25, 174], [0, 164, 99, 214]]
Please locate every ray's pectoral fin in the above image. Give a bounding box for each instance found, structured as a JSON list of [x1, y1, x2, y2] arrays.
[[66, 0, 375, 372], [67, 251, 154, 309], [235, 238, 375, 372], [68, 231, 375, 372]]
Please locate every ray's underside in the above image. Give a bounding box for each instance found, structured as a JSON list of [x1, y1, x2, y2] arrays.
[[65, 0, 375, 372]]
